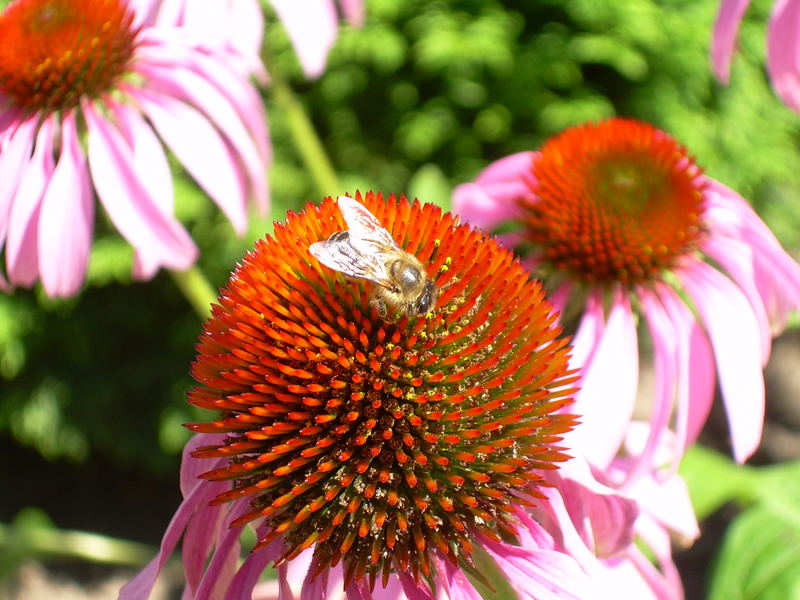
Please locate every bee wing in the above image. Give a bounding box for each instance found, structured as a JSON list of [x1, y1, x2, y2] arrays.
[[336, 196, 401, 256], [309, 232, 396, 290]]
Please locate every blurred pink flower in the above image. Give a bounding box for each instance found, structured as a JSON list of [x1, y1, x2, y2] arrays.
[[270, 0, 365, 79], [712, 0, 800, 112], [0, 0, 269, 297], [453, 118, 800, 479]]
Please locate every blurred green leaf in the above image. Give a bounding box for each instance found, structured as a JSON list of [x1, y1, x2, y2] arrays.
[[708, 506, 800, 600], [680, 445, 754, 520]]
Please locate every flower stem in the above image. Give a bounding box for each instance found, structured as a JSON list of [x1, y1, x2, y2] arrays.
[[169, 266, 217, 319], [268, 71, 342, 196]]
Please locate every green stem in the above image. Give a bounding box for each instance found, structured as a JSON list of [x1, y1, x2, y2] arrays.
[[0, 521, 154, 567], [170, 266, 217, 319], [268, 72, 341, 196]]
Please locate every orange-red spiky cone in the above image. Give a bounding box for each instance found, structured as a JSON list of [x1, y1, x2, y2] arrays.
[[186, 192, 578, 588]]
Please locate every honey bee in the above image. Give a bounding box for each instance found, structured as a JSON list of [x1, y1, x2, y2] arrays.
[[309, 196, 437, 321]]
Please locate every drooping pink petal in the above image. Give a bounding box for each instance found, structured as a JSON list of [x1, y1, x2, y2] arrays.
[[119, 480, 228, 599], [37, 112, 93, 297], [240, 541, 281, 600], [136, 34, 272, 169], [482, 536, 595, 600], [137, 62, 268, 218], [627, 470, 699, 545], [0, 117, 38, 273], [84, 101, 198, 273], [110, 101, 174, 215], [711, 0, 753, 83], [105, 100, 179, 279], [678, 257, 764, 462], [134, 88, 249, 234], [559, 477, 639, 559], [701, 234, 771, 364], [567, 289, 605, 371], [192, 503, 253, 600], [433, 556, 482, 600], [181, 493, 233, 595], [121, 434, 228, 599], [627, 288, 679, 484], [270, 0, 339, 79], [451, 152, 535, 231], [705, 180, 800, 331], [6, 116, 56, 286], [767, 0, 800, 112], [568, 287, 639, 468], [656, 284, 715, 461]]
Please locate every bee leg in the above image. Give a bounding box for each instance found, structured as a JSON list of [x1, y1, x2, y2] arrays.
[[371, 297, 389, 321]]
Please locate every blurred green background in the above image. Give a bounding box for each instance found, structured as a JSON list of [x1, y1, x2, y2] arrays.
[[2, 0, 800, 597]]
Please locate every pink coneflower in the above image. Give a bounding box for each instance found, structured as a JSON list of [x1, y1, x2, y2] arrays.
[[453, 118, 800, 480], [122, 192, 650, 599], [0, 0, 269, 297], [712, 0, 800, 112]]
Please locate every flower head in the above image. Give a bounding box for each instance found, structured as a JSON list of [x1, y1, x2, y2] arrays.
[[123, 191, 581, 598], [0, 0, 269, 296], [453, 118, 800, 480]]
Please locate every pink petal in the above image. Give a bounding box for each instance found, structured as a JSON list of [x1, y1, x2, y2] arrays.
[[767, 0, 800, 112], [711, 0, 753, 83], [434, 556, 482, 600], [701, 234, 771, 364], [111, 101, 174, 214], [37, 112, 93, 297], [138, 62, 268, 219], [625, 288, 679, 483], [6, 116, 56, 286], [338, 0, 365, 26], [233, 543, 285, 600], [451, 152, 535, 230], [656, 284, 715, 460], [483, 537, 594, 600], [558, 476, 639, 559], [705, 180, 800, 331], [568, 287, 639, 468], [118, 480, 228, 599], [628, 472, 699, 544], [271, 0, 338, 79], [135, 38, 272, 168], [84, 100, 198, 273], [568, 289, 605, 371], [182, 496, 232, 595], [193, 505, 250, 600], [678, 258, 764, 462], [135, 88, 249, 234], [0, 117, 38, 278]]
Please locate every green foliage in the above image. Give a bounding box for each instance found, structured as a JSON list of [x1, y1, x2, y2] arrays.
[[681, 448, 800, 599]]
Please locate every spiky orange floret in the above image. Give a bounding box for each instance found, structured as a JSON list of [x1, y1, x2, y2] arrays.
[[0, 0, 138, 112], [187, 191, 578, 588], [521, 118, 707, 285]]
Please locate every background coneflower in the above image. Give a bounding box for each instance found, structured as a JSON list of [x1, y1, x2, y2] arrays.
[[123, 191, 581, 598], [0, 0, 269, 296], [453, 118, 800, 483]]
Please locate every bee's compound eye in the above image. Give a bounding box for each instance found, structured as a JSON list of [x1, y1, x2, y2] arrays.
[[391, 261, 421, 287], [415, 280, 436, 314]]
